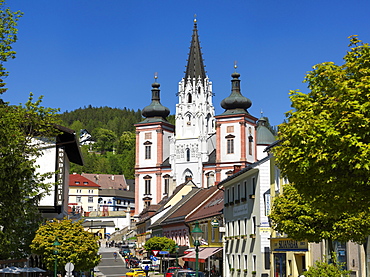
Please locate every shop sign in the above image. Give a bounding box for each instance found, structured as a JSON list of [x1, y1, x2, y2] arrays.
[[271, 238, 308, 252], [211, 219, 219, 228]]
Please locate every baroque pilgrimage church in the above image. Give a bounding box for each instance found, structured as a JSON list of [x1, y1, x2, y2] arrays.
[[134, 19, 275, 215]]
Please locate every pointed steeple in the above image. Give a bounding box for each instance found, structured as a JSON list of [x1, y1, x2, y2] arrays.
[[185, 16, 206, 80]]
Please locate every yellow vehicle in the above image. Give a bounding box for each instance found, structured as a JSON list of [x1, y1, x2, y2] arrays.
[[125, 268, 145, 277]]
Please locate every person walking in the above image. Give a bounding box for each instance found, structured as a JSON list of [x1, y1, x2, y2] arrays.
[[144, 265, 149, 277], [113, 251, 118, 262]]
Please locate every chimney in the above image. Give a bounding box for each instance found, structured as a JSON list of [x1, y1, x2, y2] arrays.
[[234, 165, 242, 174], [111, 175, 115, 181]]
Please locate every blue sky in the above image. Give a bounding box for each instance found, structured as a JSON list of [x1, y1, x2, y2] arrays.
[[3, 0, 370, 127]]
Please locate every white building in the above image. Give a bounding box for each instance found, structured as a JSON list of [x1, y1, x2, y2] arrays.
[[36, 125, 83, 219]]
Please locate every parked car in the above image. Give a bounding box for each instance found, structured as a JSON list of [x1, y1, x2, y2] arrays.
[[173, 270, 205, 277], [165, 267, 182, 277], [125, 268, 145, 277], [139, 260, 153, 270]]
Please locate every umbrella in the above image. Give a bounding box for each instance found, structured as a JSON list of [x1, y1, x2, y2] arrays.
[[0, 267, 21, 274], [33, 268, 46, 273]]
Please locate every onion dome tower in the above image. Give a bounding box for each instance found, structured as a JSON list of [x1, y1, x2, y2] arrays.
[[220, 65, 252, 115], [141, 76, 170, 123]]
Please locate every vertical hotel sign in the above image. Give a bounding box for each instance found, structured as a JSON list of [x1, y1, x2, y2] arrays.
[[55, 147, 65, 206]]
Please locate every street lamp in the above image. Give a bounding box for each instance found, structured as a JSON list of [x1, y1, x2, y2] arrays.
[[191, 222, 203, 277], [53, 239, 61, 277], [175, 244, 179, 267]]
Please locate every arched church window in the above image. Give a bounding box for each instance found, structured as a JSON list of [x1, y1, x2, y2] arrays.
[[198, 86, 201, 94], [187, 93, 192, 103], [186, 148, 190, 161]]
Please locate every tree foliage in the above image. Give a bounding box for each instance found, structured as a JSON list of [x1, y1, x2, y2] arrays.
[[59, 106, 143, 179], [269, 184, 370, 245], [303, 254, 350, 277], [0, 95, 60, 259], [143, 237, 177, 253], [31, 219, 100, 272], [272, 36, 370, 243], [0, 0, 22, 94]]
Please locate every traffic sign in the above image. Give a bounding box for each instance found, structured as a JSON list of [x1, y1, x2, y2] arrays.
[[152, 250, 160, 256], [159, 251, 169, 255], [65, 262, 74, 273]]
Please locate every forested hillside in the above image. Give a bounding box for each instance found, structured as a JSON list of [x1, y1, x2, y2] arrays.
[[59, 106, 143, 179]]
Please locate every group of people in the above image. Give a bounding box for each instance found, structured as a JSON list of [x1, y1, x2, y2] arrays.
[[106, 240, 116, 248]]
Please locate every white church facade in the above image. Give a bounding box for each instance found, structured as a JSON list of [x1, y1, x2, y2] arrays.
[[134, 19, 276, 215]]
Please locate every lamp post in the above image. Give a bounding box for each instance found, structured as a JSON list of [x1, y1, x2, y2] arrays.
[[175, 244, 179, 267], [53, 239, 61, 277], [191, 222, 203, 277]]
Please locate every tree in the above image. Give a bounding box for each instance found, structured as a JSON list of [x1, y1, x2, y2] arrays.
[[269, 184, 370, 253], [143, 237, 177, 253], [93, 128, 117, 153], [272, 36, 370, 243], [31, 219, 100, 271], [0, 0, 22, 94], [303, 254, 350, 277], [0, 95, 61, 259]]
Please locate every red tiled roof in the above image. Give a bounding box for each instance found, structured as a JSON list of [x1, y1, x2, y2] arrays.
[[69, 174, 100, 187], [166, 186, 218, 220], [81, 173, 128, 190], [186, 189, 223, 222]]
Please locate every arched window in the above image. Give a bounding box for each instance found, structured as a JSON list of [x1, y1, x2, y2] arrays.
[[186, 148, 190, 161], [187, 93, 192, 103]]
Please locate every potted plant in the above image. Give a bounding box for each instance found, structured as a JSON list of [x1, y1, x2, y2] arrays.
[[236, 269, 241, 273], [250, 234, 256, 238], [252, 271, 256, 276], [230, 268, 235, 272], [243, 269, 248, 274]]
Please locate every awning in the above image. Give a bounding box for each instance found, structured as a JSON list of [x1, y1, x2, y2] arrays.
[[181, 247, 222, 263]]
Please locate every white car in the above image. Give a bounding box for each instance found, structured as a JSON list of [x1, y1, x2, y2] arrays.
[[140, 260, 153, 270]]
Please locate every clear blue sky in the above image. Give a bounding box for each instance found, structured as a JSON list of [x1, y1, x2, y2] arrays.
[[3, 0, 370, 127]]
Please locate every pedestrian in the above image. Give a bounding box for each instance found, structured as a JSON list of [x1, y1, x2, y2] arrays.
[[144, 265, 149, 277], [113, 251, 118, 262]]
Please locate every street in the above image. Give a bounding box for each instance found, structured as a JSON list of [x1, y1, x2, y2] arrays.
[[95, 246, 129, 277]]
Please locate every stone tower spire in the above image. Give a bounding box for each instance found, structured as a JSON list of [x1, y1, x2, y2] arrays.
[[184, 16, 206, 81]]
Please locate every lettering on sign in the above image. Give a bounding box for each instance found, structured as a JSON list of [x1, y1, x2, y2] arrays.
[[233, 203, 248, 217], [270, 238, 308, 252], [55, 148, 65, 206]]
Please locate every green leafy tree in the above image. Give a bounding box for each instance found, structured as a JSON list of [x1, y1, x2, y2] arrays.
[[272, 36, 370, 243], [0, 0, 22, 94], [303, 254, 350, 277], [93, 128, 117, 153], [31, 219, 100, 271], [143, 237, 177, 253], [269, 184, 370, 254], [0, 95, 61, 259], [116, 131, 135, 154]]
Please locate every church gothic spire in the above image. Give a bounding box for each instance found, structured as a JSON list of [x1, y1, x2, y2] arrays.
[[184, 17, 206, 81]]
